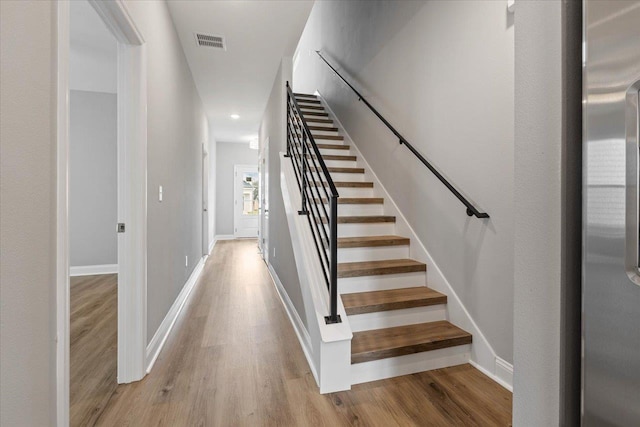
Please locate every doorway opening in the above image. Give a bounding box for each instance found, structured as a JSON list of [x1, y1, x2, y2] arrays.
[[68, 2, 119, 423], [234, 165, 260, 238], [56, 0, 148, 425]]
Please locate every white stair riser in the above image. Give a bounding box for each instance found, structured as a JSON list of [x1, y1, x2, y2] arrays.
[[336, 204, 383, 216], [337, 222, 395, 237], [328, 172, 365, 182], [334, 187, 374, 198], [319, 147, 352, 156], [350, 345, 471, 385], [338, 245, 408, 263], [302, 112, 329, 119], [306, 122, 335, 129], [323, 159, 358, 168], [311, 130, 341, 137], [339, 271, 426, 293], [347, 305, 447, 332]]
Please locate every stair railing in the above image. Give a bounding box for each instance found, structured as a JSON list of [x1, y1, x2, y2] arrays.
[[315, 51, 489, 219], [285, 81, 341, 324]]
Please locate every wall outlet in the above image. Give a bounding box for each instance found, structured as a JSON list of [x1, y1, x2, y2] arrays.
[[272, 247, 276, 258], [159, 185, 163, 202], [185, 255, 188, 267]]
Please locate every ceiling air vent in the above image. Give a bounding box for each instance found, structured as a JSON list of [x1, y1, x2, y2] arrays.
[[194, 33, 226, 50]]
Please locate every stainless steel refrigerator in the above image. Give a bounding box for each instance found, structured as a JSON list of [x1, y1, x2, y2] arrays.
[[583, 1, 640, 425]]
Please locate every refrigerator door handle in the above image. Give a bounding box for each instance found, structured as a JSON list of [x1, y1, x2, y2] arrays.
[[625, 80, 640, 287]]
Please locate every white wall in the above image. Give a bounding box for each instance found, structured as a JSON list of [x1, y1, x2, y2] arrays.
[[0, 1, 56, 425], [293, 0, 515, 363], [123, 0, 209, 344], [215, 141, 258, 236], [513, 1, 564, 424], [259, 58, 308, 328], [69, 90, 118, 267]]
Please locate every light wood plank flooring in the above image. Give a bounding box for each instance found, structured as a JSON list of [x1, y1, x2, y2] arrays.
[[90, 239, 511, 426], [70, 273, 118, 426]]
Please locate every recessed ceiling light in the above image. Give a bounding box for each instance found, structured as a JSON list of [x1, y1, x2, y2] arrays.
[[230, 114, 240, 120]]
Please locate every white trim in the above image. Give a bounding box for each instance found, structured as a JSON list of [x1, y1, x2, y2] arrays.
[[56, 1, 147, 424], [317, 91, 513, 390], [267, 264, 318, 382], [146, 256, 207, 372], [70, 264, 118, 276], [55, 3, 71, 425], [208, 238, 217, 254], [495, 357, 514, 391], [214, 234, 235, 241]]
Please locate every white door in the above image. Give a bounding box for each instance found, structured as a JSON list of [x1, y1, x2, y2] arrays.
[[234, 165, 259, 238]]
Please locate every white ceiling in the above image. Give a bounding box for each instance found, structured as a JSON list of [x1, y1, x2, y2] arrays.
[[167, 0, 314, 143], [69, 0, 117, 94]]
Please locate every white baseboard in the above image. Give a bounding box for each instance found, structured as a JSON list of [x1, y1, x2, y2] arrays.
[[469, 356, 513, 392], [267, 264, 318, 382], [145, 256, 206, 372], [208, 238, 217, 254], [70, 264, 118, 276], [214, 234, 235, 241]]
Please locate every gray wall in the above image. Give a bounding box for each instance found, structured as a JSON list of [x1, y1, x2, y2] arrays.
[[69, 90, 118, 267], [259, 58, 308, 328], [0, 1, 56, 424], [121, 0, 208, 344], [215, 141, 258, 236], [293, 1, 515, 363]]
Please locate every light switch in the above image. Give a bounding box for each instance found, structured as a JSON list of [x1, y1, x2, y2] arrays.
[[159, 185, 163, 202]]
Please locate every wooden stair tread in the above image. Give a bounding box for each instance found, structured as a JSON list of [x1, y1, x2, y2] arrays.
[[296, 98, 321, 104], [315, 181, 373, 188], [342, 287, 447, 315], [305, 118, 333, 124], [337, 258, 425, 278], [317, 143, 349, 150], [300, 105, 325, 111], [336, 197, 383, 204], [294, 93, 317, 98], [303, 111, 329, 117], [351, 321, 472, 364], [311, 166, 363, 174], [338, 235, 409, 248], [313, 134, 344, 141], [318, 154, 357, 161], [308, 126, 338, 132], [320, 215, 395, 224], [314, 197, 383, 205]]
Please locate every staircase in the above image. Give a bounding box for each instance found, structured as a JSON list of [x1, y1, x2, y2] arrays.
[[293, 92, 473, 385]]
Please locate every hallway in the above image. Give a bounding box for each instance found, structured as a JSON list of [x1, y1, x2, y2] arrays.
[[93, 240, 511, 426]]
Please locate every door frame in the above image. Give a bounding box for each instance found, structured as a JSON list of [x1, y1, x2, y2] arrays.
[[233, 164, 260, 238], [202, 142, 209, 255], [260, 138, 270, 262], [56, 1, 147, 425]]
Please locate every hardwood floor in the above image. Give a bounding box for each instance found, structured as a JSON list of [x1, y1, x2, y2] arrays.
[[91, 239, 511, 426], [70, 273, 118, 427]]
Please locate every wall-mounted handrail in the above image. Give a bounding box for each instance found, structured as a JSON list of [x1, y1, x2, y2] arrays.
[[285, 81, 341, 324], [316, 51, 489, 219]]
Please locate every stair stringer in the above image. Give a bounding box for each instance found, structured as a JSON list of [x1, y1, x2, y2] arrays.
[[279, 152, 353, 394], [316, 90, 512, 391]]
